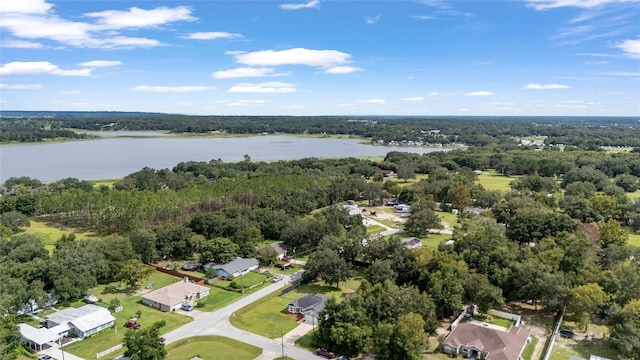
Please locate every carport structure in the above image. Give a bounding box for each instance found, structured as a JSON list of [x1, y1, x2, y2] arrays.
[[18, 323, 60, 352]]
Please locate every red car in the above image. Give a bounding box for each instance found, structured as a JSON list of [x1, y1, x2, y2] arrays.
[[124, 320, 140, 329], [316, 348, 335, 359], [282, 256, 292, 262]]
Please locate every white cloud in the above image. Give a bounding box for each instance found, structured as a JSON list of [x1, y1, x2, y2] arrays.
[[357, 99, 386, 104], [227, 100, 267, 106], [324, 66, 363, 74], [523, 83, 571, 89], [337, 103, 355, 107], [402, 96, 424, 101], [132, 85, 215, 93], [614, 38, 640, 58], [465, 91, 494, 96], [228, 82, 296, 93], [0, 83, 43, 90], [212, 67, 287, 79], [62, 90, 80, 94], [181, 32, 243, 40], [83, 6, 195, 29], [526, 0, 639, 10], [426, 92, 440, 96], [77, 60, 122, 67], [232, 48, 352, 68], [0, 0, 52, 15], [365, 15, 382, 24], [412, 15, 433, 20], [1, 39, 44, 48], [0, 61, 93, 76], [279, 0, 320, 10]]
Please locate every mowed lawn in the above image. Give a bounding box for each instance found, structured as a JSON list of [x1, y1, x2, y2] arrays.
[[230, 280, 361, 339], [165, 336, 261, 360], [628, 232, 640, 247], [476, 169, 516, 192], [62, 271, 192, 359]]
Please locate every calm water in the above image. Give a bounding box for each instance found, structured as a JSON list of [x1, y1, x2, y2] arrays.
[[0, 134, 447, 182]]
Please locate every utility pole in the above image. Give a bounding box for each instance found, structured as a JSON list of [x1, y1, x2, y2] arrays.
[[281, 330, 284, 358]]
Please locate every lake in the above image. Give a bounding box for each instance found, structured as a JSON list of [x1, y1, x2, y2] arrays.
[[0, 134, 448, 182]]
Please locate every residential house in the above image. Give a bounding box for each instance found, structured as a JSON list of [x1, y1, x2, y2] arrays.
[[45, 304, 115, 338], [19, 323, 60, 351], [288, 294, 327, 324], [205, 257, 259, 279], [403, 237, 423, 249], [141, 279, 210, 312], [443, 322, 531, 360]]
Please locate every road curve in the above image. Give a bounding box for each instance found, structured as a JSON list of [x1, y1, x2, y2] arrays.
[[162, 276, 323, 360]]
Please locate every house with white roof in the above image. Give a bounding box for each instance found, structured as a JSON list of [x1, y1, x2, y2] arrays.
[[45, 304, 115, 338], [19, 323, 60, 351], [141, 279, 210, 312]]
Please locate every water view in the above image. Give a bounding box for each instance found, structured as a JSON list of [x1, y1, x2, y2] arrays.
[[0, 134, 447, 182]]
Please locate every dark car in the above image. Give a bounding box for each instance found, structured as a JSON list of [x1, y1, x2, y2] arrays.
[[38, 356, 53, 360], [275, 263, 292, 270], [559, 329, 575, 339], [124, 320, 140, 329], [282, 256, 292, 262], [316, 348, 335, 358]]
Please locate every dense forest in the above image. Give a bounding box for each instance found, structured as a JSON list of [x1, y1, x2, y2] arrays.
[[2, 111, 640, 148], [1, 114, 640, 359]]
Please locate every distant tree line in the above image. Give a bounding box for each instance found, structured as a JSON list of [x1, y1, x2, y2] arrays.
[[2, 111, 640, 148]]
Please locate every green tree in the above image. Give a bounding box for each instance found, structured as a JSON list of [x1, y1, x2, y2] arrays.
[[304, 248, 350, 288], [199, 237, 239, 264], [116, 260, 154, 289], [123, 320, 167, 360], [0, 315, 21, 359], [404, 209, 442, 236], [372, 313, 429, 360], [597, 219, 628, 248], [0, 211, 30, 233], [570, 283, 607, 332]]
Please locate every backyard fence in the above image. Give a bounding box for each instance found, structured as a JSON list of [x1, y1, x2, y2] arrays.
[[541, 309, 565, 360], [151, 265, 205, 285], [96, 343, 123, 359], [488, 309, 522, 326]]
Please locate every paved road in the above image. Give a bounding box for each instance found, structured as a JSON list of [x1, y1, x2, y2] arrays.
[[163, 275, 324, 360]]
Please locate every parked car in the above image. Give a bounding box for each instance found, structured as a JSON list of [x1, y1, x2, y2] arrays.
[[181, 261, 202, 271], [38, 356, 53, 360], [337, 356, 350, 360], [559, 329, 575, 339], [181, 303, 193, 311], [275, 263, 292, 270], [272, 275, 284, 283], [282, 256, 292, 262], [124, 320, 140, 329], [316, 348, 335, 358]]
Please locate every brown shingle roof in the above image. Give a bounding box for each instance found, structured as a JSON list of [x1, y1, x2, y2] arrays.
[[444, 323, 531, 360]]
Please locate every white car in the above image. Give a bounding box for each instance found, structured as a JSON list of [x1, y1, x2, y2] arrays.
[[272, 275, 284, 283]]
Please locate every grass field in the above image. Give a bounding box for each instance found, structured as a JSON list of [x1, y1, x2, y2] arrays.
[[24, 220, 93, 252], [521, 336, 539, 360], [629, 232, 640, 247], [230, 280, 361, 338], [165, 336, 262, 360], [91, 180, 116, 189], [476, 169, 517, 192], [62, 271, 192, 359], [549, 340, 621, 360]]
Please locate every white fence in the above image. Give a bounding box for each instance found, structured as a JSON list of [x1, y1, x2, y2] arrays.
[[96, 343, 123, 359], [450, 307, 468, 331], [488, 309, 522, 326]]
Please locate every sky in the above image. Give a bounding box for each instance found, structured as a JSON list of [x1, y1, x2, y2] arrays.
[[0, 0, 639, 116]]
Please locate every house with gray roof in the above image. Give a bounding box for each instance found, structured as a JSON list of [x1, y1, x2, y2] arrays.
[[45, 304, 115, 338], [206, 257, 259, 279], [443, 322, 531, 360], [288, 294, 327, 324]]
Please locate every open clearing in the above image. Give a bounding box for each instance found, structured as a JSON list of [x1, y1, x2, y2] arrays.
[[230, 279, 361, 338]]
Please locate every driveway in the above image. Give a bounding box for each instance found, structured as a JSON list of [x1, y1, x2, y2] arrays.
[[162, 275, 324, 360]]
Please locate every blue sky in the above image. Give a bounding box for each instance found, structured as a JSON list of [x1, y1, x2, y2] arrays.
[[1, 0, 639, 116]]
